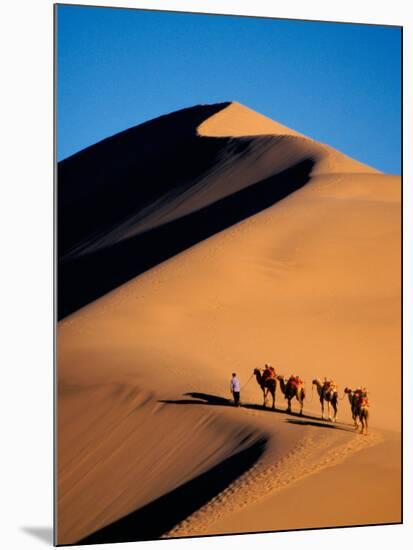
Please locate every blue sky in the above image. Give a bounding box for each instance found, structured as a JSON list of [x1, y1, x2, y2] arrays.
[[56, 5, 401, 174]]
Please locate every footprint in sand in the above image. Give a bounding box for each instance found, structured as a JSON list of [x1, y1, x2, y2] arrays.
[[164, 430, 383, 537]]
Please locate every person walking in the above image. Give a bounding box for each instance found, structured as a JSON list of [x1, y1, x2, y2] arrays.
[[230, 372, 241, 406]]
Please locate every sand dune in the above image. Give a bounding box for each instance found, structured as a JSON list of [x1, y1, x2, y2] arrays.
[[57, 102, 378, 318], [57, 102, 401, 545]]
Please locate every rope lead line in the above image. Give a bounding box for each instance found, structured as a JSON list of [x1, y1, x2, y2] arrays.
[[240, 372, 254, 391]]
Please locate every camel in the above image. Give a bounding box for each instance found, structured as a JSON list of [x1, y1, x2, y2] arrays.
[[344, 387, 359, 429], [312, 378, 338, 422], [344, 387, 369, 435], [357, 399, 369, 435], [277, 375, 305, 415], [253, 368, 276, 409]]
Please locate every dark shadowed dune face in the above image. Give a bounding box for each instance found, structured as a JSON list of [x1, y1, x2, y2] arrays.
[[77, 437, 267, 544], [58, 102, 231, 254], [58, 102, 316, 318]]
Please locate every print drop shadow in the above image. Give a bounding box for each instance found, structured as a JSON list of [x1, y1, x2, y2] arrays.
[[21, 526, 53, 545]]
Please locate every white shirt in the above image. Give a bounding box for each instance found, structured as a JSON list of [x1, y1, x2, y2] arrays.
[[230, 377, 241, 392]]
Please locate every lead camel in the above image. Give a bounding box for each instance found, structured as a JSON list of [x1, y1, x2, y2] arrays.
[[253, 368, 276, 409]]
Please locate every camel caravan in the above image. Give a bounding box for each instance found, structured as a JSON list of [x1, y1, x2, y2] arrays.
[[252, 364, 370, 435]]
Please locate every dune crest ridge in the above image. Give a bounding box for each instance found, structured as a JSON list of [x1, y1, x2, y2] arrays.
[[59, 101, 380, 317], [198, 100, 381, 175], [197, 100, 305, 138]]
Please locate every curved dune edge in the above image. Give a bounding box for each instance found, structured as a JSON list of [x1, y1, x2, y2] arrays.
[[61, 101, 379, 261], [57, 382, 272, 544], [165, 428, 384, 537], [197, 101, 381, 176], [197, 101, 305, 138]]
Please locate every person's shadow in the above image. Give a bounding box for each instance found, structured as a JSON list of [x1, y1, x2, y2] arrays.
[[160, 392, 233, 407]]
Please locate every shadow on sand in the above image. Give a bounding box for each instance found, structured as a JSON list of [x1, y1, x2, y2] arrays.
[[58, 158, 313, 319], [160, 392, 233, 407], [58, 103, 314, 318], [161, 392, 352, 432], [285, 418, 354, 432], [74, 392, 351, 544], [76, 437, 266, 545]]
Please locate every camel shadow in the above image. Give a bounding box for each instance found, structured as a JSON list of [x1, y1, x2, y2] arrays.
[[286, 418, 354, 432], [242, 402, 302, 416], [244, 403, 349, 425], [160, 393, 347, 427]]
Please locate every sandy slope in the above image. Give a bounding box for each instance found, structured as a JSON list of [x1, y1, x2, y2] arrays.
[[198, 432, 401, 536], [57, 102, 401, 545]]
